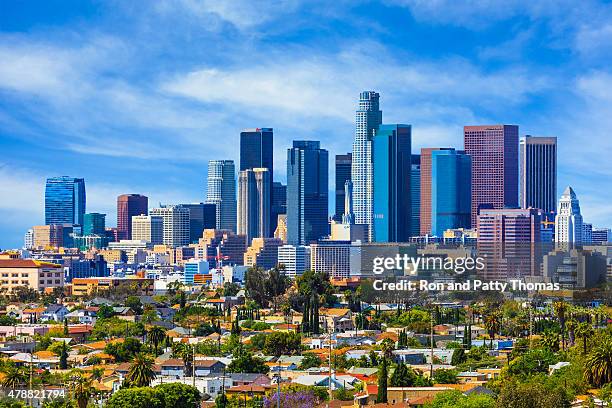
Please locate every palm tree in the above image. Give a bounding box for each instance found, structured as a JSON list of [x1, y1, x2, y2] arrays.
[[585, 336, 612, 387], [69, 374, 93, 408], [380, 338, 395, 360], [566, 319, 578, 347], [125, 353, 156, 387], [575, 322, 595, 354], [147, 326, 167, 355], [553, 300, 568, 351], [484, 312, 501, 349], [0, 365, 26, 389]]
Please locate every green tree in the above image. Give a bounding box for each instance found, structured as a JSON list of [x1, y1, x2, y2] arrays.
[[263, 331, 301, 356], [389, 362, 416, 387], [59, 341, 68, 369], [68, 374, 93, 408], [496, 381, 570, 408], [299, 353, 321, 370], [155, 383, 201, 408], [106, 387, 162, 408], [584, 335, 612, 387], [425, 389, 495, 408], [575, 322, 594, 354], [0, 365, 26, 389], [451, 348, 466, 366], [227, 348, 269, 374], [376, 357, 388, 403], [126, 296, 143, 315], [125, 353, 156, 387], [147, 326, 167, 355], [97, 304, 115, 319], [433, 369, 458, 384]]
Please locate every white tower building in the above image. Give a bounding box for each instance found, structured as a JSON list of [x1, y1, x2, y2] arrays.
[[555, 186, 583, 247]]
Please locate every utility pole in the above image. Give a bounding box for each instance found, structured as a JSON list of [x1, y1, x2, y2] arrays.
[[192, 343, 196, 388], [327, 321, 333, 408], [430, 308, 434, 378]]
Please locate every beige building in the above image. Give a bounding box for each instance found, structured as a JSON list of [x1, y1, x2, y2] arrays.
[[72, 277, 154, 297], [131, 215, 163, 245], [98, 249, 126, 263], [244, 238, 282, 269], [0, 259, 64, 292], [32, 225, 64, 249]]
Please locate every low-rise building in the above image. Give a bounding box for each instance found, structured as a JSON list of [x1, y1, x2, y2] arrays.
[[0, 259, 64, 292]]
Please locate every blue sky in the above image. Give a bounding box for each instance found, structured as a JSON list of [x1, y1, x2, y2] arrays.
[[1, 0, 612, 249]]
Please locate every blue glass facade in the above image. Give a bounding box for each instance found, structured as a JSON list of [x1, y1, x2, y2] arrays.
[[372, 124, 411, 242], [45, 176, 86, 226], [83, 213, 106, 235], [287, 141, 329, 245], [431, 150, 472, 236]]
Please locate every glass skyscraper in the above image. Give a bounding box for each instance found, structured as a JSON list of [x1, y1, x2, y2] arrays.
[[351, 91, 382, 241], [372, 124, 411, 242], [286, 141, 329, 245], [240, 128, 274, 233], [117, 194, 148, 240], [206, 160, 237, 232], [410, 155, 421, 238], [83, 213, 106, 236], [431, 150, 472, 236], [237, 168, 270, 244], [334, 153, 352, 221], [519, 136, 557, 215], [45, 176, 86, 226]]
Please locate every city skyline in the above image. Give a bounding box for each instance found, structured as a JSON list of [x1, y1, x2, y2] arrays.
[[2, 1, 612, 248]]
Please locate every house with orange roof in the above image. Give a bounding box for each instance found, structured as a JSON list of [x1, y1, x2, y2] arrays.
[[21, 307, 45, 323], [320, 308, 354, 333]]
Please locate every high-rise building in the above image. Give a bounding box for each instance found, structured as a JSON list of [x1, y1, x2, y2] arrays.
[[330, 180, 367, 242], [206, 160, 237, 232], [555, 186, 583, 246], [274, 214, 287, 243], [32, 225, 65, 249], [117, 194, 148, 240], [352, 91, 382, 241], [83, 213, 106, 236], [592, 228, 611, 245], [45, 176, 86, 226], [277, 245, 311, 278], [583, 223, 593, 244], [244, 237, 282, 269], [372, 124, 411, 243], [464, 125, 519, 226], [150, 205, 190, 247], [240, 128, 274, 231], [519, 136, 557, 216], [287, 141, 329, 245], [24, 229, 34, 250], [420, 148, 454, 235], [200, 229, 247, 267], [334, 153, 352, 221], [430, 150, 471, 236], [237, 168, 270, 244], [131, 215, 164, 245], [180, 203, 216, 243], [271, 182, 287, 235], [310, 240, 351, 279], [410, 155, 420, 238], [477, 208, 542, 280]]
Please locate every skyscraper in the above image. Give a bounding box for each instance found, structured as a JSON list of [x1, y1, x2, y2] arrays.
[[180, 203, 217, 243], [131, 215, 164, 245], [150, 205, 190, 247], [237, 168, 270, 244], [206, 160, 237, 232], [464, 125, 519, 227], [420, 148, 453, 235], [240, 128, 274, 231], [430, 150, 471, 236], [555, 186, 583, 246], [372, 124, 411, 242], [117, 194, 148, 240], [592, 228, 611, 245], [410, 155, 421, 238], [334, 153, 352, 221], [519, 136, 557, 215], [351, 91, 382, 241], [83, 213, 106, 236], [287, 141, 329, 245], [45, 176, 86, 226], [271, 182, 287, 234]]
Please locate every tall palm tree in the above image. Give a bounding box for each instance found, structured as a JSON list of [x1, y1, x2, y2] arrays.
[[69, 374, 93, 408], [147, 326, 167, 355], [575, 322, 595, 354], [566, 319, 578, 347], [380, 338, 395, 360], [0, 365, 26, 389], [484, 312, 501, 349], [552, 300, 568, 351], [125, 353, 156, 387], [585, 336, 612, 387]]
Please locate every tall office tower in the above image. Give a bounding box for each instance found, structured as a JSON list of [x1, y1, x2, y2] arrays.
[[410, 155, 421, 238], [430, 150, 472, 236], [477, 208, 542, 280], [244, 237, 282, 269], [555, 186, 583, 246], [519, 136, 557, 216], [271, 182, 287, 234], [206, 160, 237, 232], [351, 91, 382, 241], [240, 128, 274, 228], [592, 228, 611, 245], [372, 124, 411, 242], [83, 213, 106, 236], [331, 180, 367, 242], [181, 203, 216, 243], [582, 223, 593, 244], [150, 205, 190, 247], [117, 194, 148, 240], [334, 153, 352, 221], [237, 168, 271, 244], [287, 141, 329, 245], [464, 125, 519, 227], [131, 215, 164, 245], [45, 176, 86, 226], [420, 148, 453, 235], [24, 229, 34, 250], [278, 245, 311, 278], [32, 225, 65, 248], [310, 240, 351, 279]]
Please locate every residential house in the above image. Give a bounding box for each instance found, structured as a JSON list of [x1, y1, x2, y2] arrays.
[[194, 359, 226, 377], [319, 308, 354, 333], [41, 304, 70, 322]]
